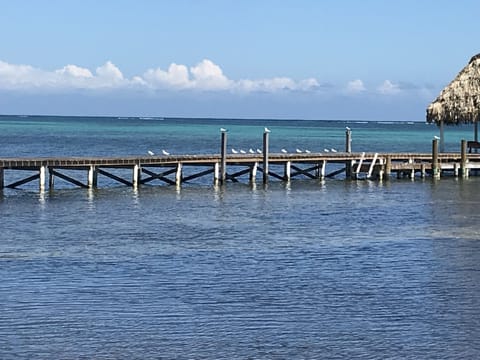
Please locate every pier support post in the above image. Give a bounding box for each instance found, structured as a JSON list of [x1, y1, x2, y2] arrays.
[[345, 127, 352, 153], [384, 156, 391, 180], [345, 127, 352, 178], [176, 163, 183, 187], [0, 167, 3, 189], [461, 139, 469, 178], [220, 129, 227, 184], [88, 165, 98, 188], [250, 162, 258, 183], [263, 129, 270, 184], [132, 164, 140, 188], [39, 166, 46, 190], [214, 162, 220, 184], [284, 161, 291, 181], [49, 168, 54, 189], [432, 138, 440, 179], [320, 161, 326, 180]]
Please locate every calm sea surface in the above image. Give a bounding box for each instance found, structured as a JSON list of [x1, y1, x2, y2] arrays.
[[1, 116, 480, 358]]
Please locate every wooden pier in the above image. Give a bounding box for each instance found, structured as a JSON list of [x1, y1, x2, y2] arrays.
[[1, 138, 480, 191]]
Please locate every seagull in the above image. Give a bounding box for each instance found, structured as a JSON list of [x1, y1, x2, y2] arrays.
[[281, 149, 288, 153], [249, 148, 255, 154], [256, 149, 262, 154], [147, 150, 155, 156], [324, 148, 330, 153], [162, 149, 170, 156], [296, 149, 302, 153], [220, 127, 227, 132], [305, 149, 311, 153], [264, 127, 271, 133], [434, 135, 440, 140], [331, 148, 337, 153], [231, 148, 238, 154], [240, 149, 246, 154], [346, 126, 351, 131]]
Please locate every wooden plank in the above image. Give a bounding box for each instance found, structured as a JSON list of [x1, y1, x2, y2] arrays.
[[355, 152, 366, 178], [366, 153, 378, 179]]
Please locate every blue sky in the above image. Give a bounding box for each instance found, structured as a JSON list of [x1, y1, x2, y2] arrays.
[[0, 0, 478, 120]]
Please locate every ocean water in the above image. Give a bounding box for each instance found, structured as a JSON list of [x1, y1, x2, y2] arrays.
[[1, 116, 480, 359]]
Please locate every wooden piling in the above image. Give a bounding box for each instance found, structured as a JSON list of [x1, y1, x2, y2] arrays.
[[0, 167, 3, 189], [220, 130, 227, 184], [432, 138, 440, 179], [176, 163, 183, 186], [345, 128, 352, 178], [284, 161, 291, 181], [345, 128, 352, 153], [461, 139, 468, 177], [250, 162, 258, 183], [214, 162, 220, 184], [88, 165, 98, 188], [263, 130, 269, 184], [39, 166, 46, 190], [49, 168, 54, 188], [132, 164, 140, 188], [384, 156, 391, 180]]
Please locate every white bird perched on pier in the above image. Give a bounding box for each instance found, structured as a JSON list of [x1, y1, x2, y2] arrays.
[[296, 149, 302, 153], [433, 135, 440, 140], [162, 149, 170, 156], [346, 126, 351, 131], [256, 149, 262, 154], [240, 149, 246, 154], [331, 148, 337, 153], [305, 149, 311, 153], [249, 148, 255, 154], [281, 149, 288, 153], [220, 127, 227, 132], [324, 148, 330, 153], [147, 150, 155, 156], [231, 148, 238, 154], [264, 127, 271, 133]]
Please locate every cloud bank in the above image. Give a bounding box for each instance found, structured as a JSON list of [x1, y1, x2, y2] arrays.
[[0, 58, 417, 97]]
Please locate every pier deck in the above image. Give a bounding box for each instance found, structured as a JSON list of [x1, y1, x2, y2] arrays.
[[2, 149, 480, 191]]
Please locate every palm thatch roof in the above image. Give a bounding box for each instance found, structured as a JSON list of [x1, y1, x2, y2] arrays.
[[427, 54, 480, 125]]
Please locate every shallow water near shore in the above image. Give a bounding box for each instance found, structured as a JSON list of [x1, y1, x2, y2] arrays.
[[1, 116, 480, 358]]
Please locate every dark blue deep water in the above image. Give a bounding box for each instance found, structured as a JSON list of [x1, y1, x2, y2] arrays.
[[1, 116, 480, 358]]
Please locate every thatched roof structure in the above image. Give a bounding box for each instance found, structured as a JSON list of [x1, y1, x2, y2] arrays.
[[427, 53, 480, 125]]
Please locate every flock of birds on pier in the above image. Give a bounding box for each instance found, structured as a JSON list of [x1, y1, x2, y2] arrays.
[[147, 150, 170, 156], [146, 126, 346, 156], [230, 148, 337, 154], [146, 147, 339, 157]]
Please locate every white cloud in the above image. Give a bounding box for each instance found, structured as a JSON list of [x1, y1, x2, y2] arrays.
[[190, 59, 231, 90], [377, 80, 401, 95], [143, 63, 191, 89], [56, 64, 93, 78], [0, 58, 359, 95], [95, 61, 124, 85], [346, 79, 366, 93]]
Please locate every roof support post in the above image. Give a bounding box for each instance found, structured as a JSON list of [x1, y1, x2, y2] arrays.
[[439, 120, 445, 153]]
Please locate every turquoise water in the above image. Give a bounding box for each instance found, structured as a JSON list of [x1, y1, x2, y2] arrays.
[[1, 116, 480, 358]]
